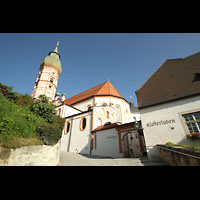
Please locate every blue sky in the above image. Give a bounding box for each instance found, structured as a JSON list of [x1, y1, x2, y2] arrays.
[[1, 33, 200, 106]]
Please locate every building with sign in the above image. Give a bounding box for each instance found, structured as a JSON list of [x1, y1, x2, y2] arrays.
[[135, 52, 200, 160]]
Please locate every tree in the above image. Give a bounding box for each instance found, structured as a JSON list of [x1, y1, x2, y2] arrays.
[[0, 81, 19, 103], [16, 93, 34, 107], [30, 95, 56, 123]]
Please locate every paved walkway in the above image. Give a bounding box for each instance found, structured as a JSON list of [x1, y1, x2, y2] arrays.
[[59, 152, 169, 166]]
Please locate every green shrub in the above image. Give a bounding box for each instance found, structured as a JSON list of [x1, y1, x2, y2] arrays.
[[0, 94, 48, 148], [16, 93, 34, 107], [30, 95, 56, 123], [0, 81, 19, 103], [36, 124, 62, 145], [0, 83, 65, 148]]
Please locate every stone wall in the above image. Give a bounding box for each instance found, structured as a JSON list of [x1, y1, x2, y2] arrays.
[[157, 144, 200, 166], [0, 140, 61, 166]]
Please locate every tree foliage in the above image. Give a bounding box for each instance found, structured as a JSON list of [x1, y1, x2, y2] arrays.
[[30, 95, 56, 123], [0, 81, 19, 103], [0, 82, 65, 148], [16, 93, 34, 107]]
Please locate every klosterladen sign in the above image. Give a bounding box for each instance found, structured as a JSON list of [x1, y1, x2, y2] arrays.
[[146, 119, 175, 128]]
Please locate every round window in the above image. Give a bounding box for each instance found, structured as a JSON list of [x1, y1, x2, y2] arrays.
[[80, 117, 87, 131], [65, 121, 70, 135]]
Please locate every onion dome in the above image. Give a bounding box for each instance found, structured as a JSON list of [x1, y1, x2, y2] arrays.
[[55, 92, 61, 96], [40, 41, 62, 74]]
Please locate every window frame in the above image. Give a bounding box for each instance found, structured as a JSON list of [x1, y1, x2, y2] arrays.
[[97, 118, 102, 127], [80, 117, 87, 131], [64, 121, 71, 135], [182, 111, 200, 134], [106, 111, 110, 119]]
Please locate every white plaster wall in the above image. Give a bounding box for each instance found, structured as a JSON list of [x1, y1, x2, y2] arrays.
[[60, 112, 92, 155], [61, 105, 81, 118], [0, 141, 61, 166], [140, 95, 200, 160], [73, 99, 94, 111], [92, 128, 123, 158], [130, 113, 141, 122], [94, 96, 131, 125]]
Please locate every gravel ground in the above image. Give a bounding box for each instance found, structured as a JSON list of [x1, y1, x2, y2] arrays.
[[59, 152, 169, 166]]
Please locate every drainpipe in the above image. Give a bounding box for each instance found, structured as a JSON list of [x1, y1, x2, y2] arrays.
[[89, 109, 93, 157], [67, 117, 73, 152]]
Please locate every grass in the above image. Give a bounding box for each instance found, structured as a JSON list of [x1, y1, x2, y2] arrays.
[[0, 94, 48, 149], [166, 142, 200, 150]]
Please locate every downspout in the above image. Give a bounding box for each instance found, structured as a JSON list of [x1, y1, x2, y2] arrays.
[[67, 117, 73, 152], [89, 109, 93, 157]]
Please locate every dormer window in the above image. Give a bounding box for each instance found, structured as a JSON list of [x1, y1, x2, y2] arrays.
[[192, 73, 200, 82]]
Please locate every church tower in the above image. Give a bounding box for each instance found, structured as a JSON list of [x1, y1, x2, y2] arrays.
[[32, 41, 62, 101]]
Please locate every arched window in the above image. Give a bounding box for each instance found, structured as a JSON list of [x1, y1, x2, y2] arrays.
[[97, 118, 102, 127], [65, 121, 71, 135], [107, 111, 110, 119], [102, 103, 107, 107], [50, 78, 54, 83], [87, 104, 92, 111], [80, 117, 87, 131]]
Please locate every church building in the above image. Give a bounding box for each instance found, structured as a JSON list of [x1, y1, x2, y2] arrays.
[[32, 42, 145, 158]]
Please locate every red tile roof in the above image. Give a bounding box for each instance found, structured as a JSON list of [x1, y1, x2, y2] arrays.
[[64, 81, 125, 105]]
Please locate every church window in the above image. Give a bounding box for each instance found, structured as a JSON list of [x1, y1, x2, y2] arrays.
[[80, 117, 87, 131], [107, 111, 110, 119], [87, 104, 92, 111], [65, 121, 71, 135], [97, 118, 102, 127], [49, 85, 52, 89], [50, 78, 54, 83]]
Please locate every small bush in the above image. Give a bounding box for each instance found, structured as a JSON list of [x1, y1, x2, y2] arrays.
[[36, 124, 62, 145], [31, 95, 56, 123], [16, 93, 34, 107]]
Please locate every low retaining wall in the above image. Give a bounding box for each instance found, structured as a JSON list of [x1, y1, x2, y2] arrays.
[[0, 140, 61, 166], [157, 144, 200, 166]]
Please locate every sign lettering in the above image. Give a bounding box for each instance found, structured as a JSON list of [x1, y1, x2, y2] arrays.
[[146, 119, 175, 128]]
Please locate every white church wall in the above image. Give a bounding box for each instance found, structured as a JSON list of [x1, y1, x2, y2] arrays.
[[62, 105, 81, 118], [73, 98, 94, 112], [92, 111, 113, 130], [55, 104, 81, 118], [94, 96, 131, 124], [140, 95, 200, 160], [60, 111, 92, 155]]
